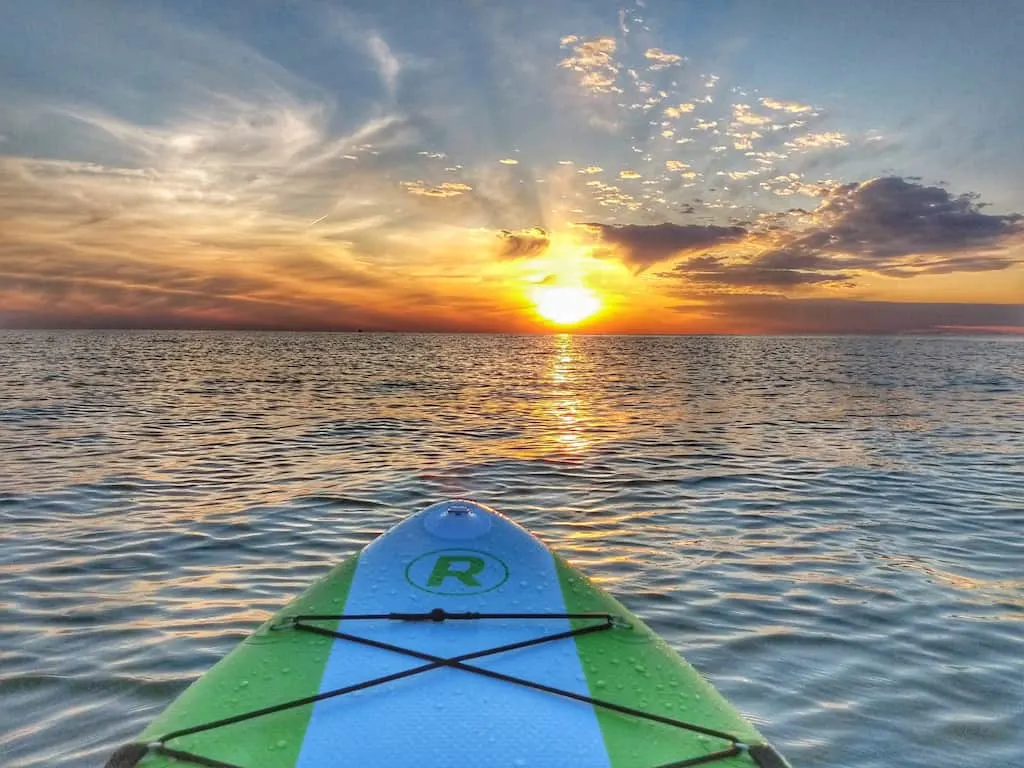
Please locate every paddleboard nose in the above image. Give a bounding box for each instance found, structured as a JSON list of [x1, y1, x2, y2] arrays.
[[421, 499, 495, 540]]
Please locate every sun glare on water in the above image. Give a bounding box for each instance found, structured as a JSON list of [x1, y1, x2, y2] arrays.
[[531, 285, 602, 326]]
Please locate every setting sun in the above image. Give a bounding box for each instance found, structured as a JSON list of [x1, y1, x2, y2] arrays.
[[531, 285, 602, 326]]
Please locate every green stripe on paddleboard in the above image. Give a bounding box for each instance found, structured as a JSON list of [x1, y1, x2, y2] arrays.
[[138, 555, 360, 768], [554, 555, 762, 768]]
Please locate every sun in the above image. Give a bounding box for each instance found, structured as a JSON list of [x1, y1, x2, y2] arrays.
[[531, 285, 602, 326]]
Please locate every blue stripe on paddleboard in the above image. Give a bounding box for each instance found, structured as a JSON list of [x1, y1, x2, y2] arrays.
[[296, 510, 611, 768]]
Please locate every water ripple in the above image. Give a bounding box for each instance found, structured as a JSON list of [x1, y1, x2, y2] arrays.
[[0, 331, 1021, 767]]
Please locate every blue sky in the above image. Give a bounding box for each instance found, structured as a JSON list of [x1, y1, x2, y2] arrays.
[[1, 0, 1021, 332]]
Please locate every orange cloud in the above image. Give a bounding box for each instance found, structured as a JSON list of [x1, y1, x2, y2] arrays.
[[559, 36, 621, 95], [401, 180, 473, 197]]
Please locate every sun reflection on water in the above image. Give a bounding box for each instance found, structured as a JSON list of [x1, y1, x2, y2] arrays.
[[540, 334, 593, 453]]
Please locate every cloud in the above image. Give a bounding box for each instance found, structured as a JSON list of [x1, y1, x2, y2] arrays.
[[0, 1, 458, 335], [0, 117, 458, 332], [365, 33, 401, 98], [0, 152, 535, 331], [758, 173, 835, 198], [659, 255, 853, 289], [722, 169, 762, 181], [664, 103, 696, 118], [1, 4, 1019, 334], [731, 104, 773, 127], [657, 176, 1023, 292], [401, 180, 473, 198], [581, 222, 746, 271], [759, 98, 815, 114], [318, 7, 403, 101], [695, 295, 1024, 334], [497, 226, 549, 259], [644, 48, 684, 70], [772, 176, 1022, 267], [0, 230, 390, 331], [559, 37, 621, 95], [785, 132, 849, 150]]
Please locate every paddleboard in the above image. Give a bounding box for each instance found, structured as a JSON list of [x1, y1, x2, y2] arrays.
[[106, 500, 790, 768]]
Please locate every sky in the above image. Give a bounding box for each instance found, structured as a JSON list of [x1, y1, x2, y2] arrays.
[[0, 0, 1022, 334]]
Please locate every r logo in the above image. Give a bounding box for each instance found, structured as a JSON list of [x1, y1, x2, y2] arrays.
[[406, 549, 509, 595], [427, 554, 485, 588]]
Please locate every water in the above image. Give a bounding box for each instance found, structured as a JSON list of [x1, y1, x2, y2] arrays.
[[0, 331, 1021, 768]]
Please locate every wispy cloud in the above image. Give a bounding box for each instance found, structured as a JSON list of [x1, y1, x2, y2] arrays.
[[366, 33, 402, 98]]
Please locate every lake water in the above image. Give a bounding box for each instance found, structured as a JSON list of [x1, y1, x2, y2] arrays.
[[0, 331, 1021, 768]]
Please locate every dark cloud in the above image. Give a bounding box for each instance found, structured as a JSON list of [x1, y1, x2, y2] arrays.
[[814, 177, 1020, 255], [753, 177, 1023, 277], [497, 226, 549, 258], [753, 249, 838, 271], [661, 254, 853, 288], [580, 222, 746, 271], [657, 177, 1024, 290]]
